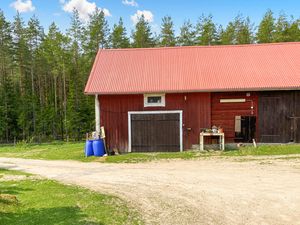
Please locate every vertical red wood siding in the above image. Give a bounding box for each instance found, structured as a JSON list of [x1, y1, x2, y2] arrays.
[[100, 93, 211, 152], [211, 92, 258, 142]]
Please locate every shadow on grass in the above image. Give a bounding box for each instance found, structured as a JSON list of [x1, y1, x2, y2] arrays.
[[1, 185, 33, 196], [0, 206, 103, 225]]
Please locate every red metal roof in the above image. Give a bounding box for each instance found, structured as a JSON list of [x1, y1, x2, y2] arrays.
[[84, 42, 300, 94]]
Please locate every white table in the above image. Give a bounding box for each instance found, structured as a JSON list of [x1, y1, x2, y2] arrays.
[[199, 132, 225, 151]]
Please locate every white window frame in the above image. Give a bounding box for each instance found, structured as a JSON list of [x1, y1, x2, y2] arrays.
[[144, 93, 166, 107], [128, 110, 183, 152]]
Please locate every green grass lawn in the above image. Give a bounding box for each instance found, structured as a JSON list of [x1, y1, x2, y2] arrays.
[[223, 144, 300, 156], [104, 151, 207, 163], [0, 142, 300, 163], [104, 145, 300, 162], [0, 169, 142, 225], [0, 142, 208, 163], [0, 142, 92, 161]]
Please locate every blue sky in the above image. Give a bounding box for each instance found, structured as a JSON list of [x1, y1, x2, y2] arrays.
[[1, 0, 300, 35]]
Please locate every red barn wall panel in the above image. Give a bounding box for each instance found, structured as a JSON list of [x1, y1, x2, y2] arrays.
[[99, 93, 211, 152], [211, 92, 258, 142]]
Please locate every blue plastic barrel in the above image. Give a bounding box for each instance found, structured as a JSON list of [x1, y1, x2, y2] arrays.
[[93, 139, 105, 157], [85, 140, 94, 157]]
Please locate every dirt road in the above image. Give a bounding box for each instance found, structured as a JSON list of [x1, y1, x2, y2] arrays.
[[1, 156, 300, 225]]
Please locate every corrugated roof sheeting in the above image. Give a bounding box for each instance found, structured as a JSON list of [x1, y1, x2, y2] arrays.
[[84, 42, 300, 94]]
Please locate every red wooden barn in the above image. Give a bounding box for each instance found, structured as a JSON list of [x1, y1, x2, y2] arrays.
[[85, 42, 300, 152]]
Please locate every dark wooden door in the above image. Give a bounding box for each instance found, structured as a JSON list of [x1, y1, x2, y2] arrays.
[[131, 113, 180, 152], [259, 92, 293, 143], [294, 91, 300, 143]]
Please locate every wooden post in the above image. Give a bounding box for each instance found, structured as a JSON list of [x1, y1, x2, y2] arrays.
[[252, 139, 257, 148], [95, 94, 100, 136], [199, 133, 204, 151], [221, 133, 225, 150]]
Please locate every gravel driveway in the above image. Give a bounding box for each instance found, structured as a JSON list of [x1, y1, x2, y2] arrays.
[[1, 156, 300, 225]]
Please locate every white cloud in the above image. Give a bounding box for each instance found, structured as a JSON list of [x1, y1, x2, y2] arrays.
[[10, 0, 35, 13], [122, 0, 138, 7], [59, 0, 65, 4], [62, 0, 111, 21], [101, 8, 111, 17], [131, 10, 154, 24]]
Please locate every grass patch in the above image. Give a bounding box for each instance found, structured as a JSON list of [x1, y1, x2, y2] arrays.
[[0, 142, 300, 163], [0, 168, 30, 176], [104, 151, 208, 163], [223, 145, 300, 156], [0, 168, 31, 179], [0, 169, 142, 225], [0, 143, 210, 163], [0, 142, 95, 162]]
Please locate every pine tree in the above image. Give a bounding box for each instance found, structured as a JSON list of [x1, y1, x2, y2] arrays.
[[160, 16, 176, 46], [109, 17, 130, 48], [26, 15, 44, 138], [220, 22, 236, 44], [220, 15, 253, 45], [67, 10, 85, 140], [195, 14, 217, 45], [85, 9, 109, 62], [288, 18, 300, 42], [274, 13, 290, 42], [12, 12, 32, 140], [132, 15, 154, 48], [67, 9, 93, 140], [41, 23, 69, 140], [0, 10, 18, 142], [177, 20, 195, 46], [273, 13, 300, 43], [235, 16, 253, 44], [214, 25, 223, 45], [257, 10, 275, 43]]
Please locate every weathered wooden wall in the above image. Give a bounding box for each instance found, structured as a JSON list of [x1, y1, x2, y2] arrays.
[[99, 91, 299, 152], [211, 92, 259, 142], [99, 93, 211, 152]]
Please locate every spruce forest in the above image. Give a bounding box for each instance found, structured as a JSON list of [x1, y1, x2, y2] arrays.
[[0, 9, 300, 143]]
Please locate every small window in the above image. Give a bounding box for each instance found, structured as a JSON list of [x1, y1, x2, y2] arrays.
[[144, 94, 165, 107]]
